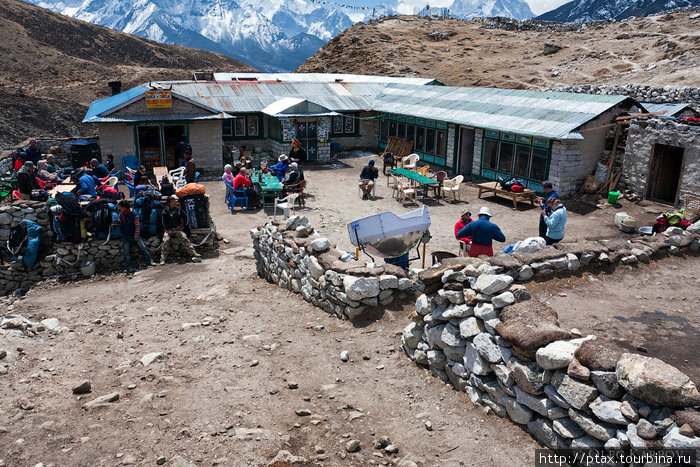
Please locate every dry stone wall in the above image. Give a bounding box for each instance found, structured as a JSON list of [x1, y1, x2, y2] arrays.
[[548, 84, 700, 107], [0, 200, 217, 295], [250, 216, 419, 321], [402, 257, 700, 452]]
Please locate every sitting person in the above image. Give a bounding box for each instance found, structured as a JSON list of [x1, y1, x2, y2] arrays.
[[232, 161, 243, 177], [454, 209, 473, 257], [90, 158, 110, 179], [45, 154, 63, 176], [17, 161, 40, 199], [457, 207, 506, 258], [358, 159, 378, 199], [222, 164, 236, 185], [133, 165, 151, 186], [117, 200, 156, 272], [13, 152, 26, 171], [284, 162, 303, 189], [542, 197, 567, 245], [270, 154, 290, 181], [160, 195, 201, 264], [76, 169, 97, 197], [37, 161, 61, 183], [232, 168, 261, 208]]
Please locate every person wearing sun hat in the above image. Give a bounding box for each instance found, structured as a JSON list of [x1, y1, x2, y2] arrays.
[[456, 206, 505, 257], [271, 154, 290, 181], [454, 208, 474, 256]]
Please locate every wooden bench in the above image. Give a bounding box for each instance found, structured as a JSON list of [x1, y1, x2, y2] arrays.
[[477, 181, 537, 210]]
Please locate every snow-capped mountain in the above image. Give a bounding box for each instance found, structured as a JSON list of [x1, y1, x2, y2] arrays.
[[24, 0, 389, 71], [537, 0, 700, 22], [449, 0, 535, 19]]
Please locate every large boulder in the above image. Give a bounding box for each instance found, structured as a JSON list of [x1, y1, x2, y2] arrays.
[[495, 300, 572, 351], [343, 276, 380, 302], [573, 338, 624, 371], [616, 353, 700, 408], [535, 336, 595, 370], [473, 274, 513, 295]]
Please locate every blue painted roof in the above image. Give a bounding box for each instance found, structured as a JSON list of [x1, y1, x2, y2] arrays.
[[83, 85, 149, 123]]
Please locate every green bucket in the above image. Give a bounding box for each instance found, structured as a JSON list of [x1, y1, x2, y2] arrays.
[[608, 191, 621, 204]]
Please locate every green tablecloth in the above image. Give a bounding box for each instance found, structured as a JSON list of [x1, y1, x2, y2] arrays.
[[252, 170, 283, 191], [389, 168, 439, 185]]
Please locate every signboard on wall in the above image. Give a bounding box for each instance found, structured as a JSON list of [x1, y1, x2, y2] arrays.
[[146, 90, 172, 109]]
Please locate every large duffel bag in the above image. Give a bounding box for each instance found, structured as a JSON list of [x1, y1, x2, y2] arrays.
[[180, 194, 209, 230]]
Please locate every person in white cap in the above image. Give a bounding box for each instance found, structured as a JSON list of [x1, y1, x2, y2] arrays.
[[456, 206, 505, 257], [271, 154, 290, 181]]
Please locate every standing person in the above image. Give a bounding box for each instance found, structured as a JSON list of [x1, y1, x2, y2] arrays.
[[535, 181, 559, 238], [454, 209, 473, 257], [457, 207, 506, 258], [117, 200, 156, 272], [542, 197, 567, 245], [174, 135, 192, 168], [358, 159, 378, 199], [105, 154, 115, 172], [184, 151, 196, 184], [90, 158, 110, 179], [24, 139, 41, 164], [17, 161, 40, 199], [288, 139, 307, 164], [160, 195, 200, 264], [233, 168, 261, 208]]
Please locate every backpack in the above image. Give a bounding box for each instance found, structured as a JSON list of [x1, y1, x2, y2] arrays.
[[8, 222, 28, 258], [31, 189, 49, 201], [160, 183, 175, 197], [499, 177, 525, 192], [180, 194, 209, 229], [7, 220, 42, 268], [55, 192, 85, 219], [87, 199, 117, 238], [133, 196, 162, 237]]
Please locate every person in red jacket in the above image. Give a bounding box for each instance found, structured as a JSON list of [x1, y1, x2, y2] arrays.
[[454, 209, 473, 256], [232, 168, 261, 208]]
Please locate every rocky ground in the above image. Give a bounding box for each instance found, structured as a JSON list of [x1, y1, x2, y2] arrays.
[[0, 157, 698, 465], [298, 11, 700, 90]]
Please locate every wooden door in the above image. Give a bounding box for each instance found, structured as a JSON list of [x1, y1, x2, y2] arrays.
[[647, 144, 684, 204], [459, 127, 475, 175]]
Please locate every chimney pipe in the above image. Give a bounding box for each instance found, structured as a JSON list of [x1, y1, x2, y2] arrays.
[[108, 81, 122, 96]]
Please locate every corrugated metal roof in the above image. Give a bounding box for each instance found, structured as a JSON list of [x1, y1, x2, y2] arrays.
[[261, 98, 340, 117], [86, 114, 231, 123], [83, 85, 149, 122], [374, 84, 632, 140], [212, 72, 439, 86], [642, 102, 696, 117]]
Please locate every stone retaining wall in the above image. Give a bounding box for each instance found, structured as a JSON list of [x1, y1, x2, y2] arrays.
[[250, 216, 419, 321], [0, 200, 217, 295], [402, 259, 700, 452], [548, 84, 700, 107]]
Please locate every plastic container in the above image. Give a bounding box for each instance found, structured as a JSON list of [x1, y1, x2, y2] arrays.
[[608, 191, 621, 204], [614, 212, 629, 227]]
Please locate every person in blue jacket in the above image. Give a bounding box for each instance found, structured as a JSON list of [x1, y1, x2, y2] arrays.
[[542, 197, 567, 245], [77, 169, 97, 197], [536, 181, 559, 238], [457, 206, 505, 257], [271, 154, 290, 181], [90, 158, 110, 179], [457, 206, 506, 258]]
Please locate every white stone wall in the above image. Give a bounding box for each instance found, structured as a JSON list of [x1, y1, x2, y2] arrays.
[[97, 124, 137, 171], [189, 120, 223, 173], [472, 129, 484, 175], [549, 142, 585, 197], [446, 124, 456, 170], [333, 113, 380, 152], [624, 119, 700, 200]]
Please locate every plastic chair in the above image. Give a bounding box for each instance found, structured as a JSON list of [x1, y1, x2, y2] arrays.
[[231, 188, 249, 211], [274, 193, 299, 219], [358, 180, 377, 199], [431, 171, 448, 197], [402, 153, 420, 171], [390, 175, 402, 199], [418, 165, 430, 176], [194, 172, 200, 182], [431, 250, 457, 265], [397, 178, 416, 204], [122, 156, 139, 178], [124, 181, 135, 198], [443, 175, 464, 202], [12, 190, 22, 200], [105, 176, 119, 188], [222, 177, 232, 204], [285, 179, 307, 207]]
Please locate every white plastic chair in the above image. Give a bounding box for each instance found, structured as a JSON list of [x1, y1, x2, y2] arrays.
[[169, 167, 186, 187], [402, 153, 420, 171], [358, 181, 377, 199], [397, 178, 416, 204], [274, 193, 299, 219], [105, 176, 119, 188], [442, 175, 464, 202]]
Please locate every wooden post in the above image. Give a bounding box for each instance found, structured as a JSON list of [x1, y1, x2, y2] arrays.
[[422, 243, 426, 269]]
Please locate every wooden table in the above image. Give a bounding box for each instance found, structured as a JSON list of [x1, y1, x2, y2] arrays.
[[389, 168, 440, 198], [252, 170, 283, 207], [48, 183, 76, 197], [152, 166, 172, 189], [477, 181, 537, 210]]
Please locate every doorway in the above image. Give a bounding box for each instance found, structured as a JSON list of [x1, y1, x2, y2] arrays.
[[296, 121, 318, 161], [137, 126, 161, 170], [646, 143, 684, 204], [163, 125, 185, 169], [458, 127, 475, 175]]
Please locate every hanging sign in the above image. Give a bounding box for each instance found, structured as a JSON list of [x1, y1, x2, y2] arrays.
[[146, 90, 172, 109]]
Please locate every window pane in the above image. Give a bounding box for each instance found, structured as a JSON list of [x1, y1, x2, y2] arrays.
[[483, 139, 498, 169], [222, 119, 232, 136], [389, 121, 397, 137], [513, 145, 531, 177], [380, 119, 389, 141], [246, 116, 258, 136], [397, 123, 406, 139], [406, 125, 415, 145], [425, 128, 436, 154], [436, 130, 447, 156], [333, 116, 344, 134], [415, 127, 425, 151], [531, 148, 548, 181], [235, 118, 246, 136], [344, 116, 354, 134], [498, 142, 514, 173]]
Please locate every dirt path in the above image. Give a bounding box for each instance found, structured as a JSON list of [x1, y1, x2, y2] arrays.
[[1, 161, 698, 465]]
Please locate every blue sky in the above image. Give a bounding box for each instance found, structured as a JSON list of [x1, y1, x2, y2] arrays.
[[357, 0, 570, 16]]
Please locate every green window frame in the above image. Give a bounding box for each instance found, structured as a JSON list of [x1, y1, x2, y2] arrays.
[[222, 114, 263, 140], [480, 133, 551, 189], [331, 113, 359, 137], [379, 114, 449, 164]]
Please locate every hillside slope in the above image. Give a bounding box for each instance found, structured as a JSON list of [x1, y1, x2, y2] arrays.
[[298, 13, 700, 89], [0, 0, 254, 147]]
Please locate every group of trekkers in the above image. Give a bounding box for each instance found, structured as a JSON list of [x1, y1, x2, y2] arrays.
[[454, 181, 567, 257]]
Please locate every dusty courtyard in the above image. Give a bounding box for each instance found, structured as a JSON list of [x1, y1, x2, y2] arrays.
[[0, 154, 698, 466]]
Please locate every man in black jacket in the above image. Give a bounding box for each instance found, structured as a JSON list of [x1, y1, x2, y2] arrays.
[[174, 136, 192, 168], [358, 159, 378, 199], [160, 195, 200, 264]]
